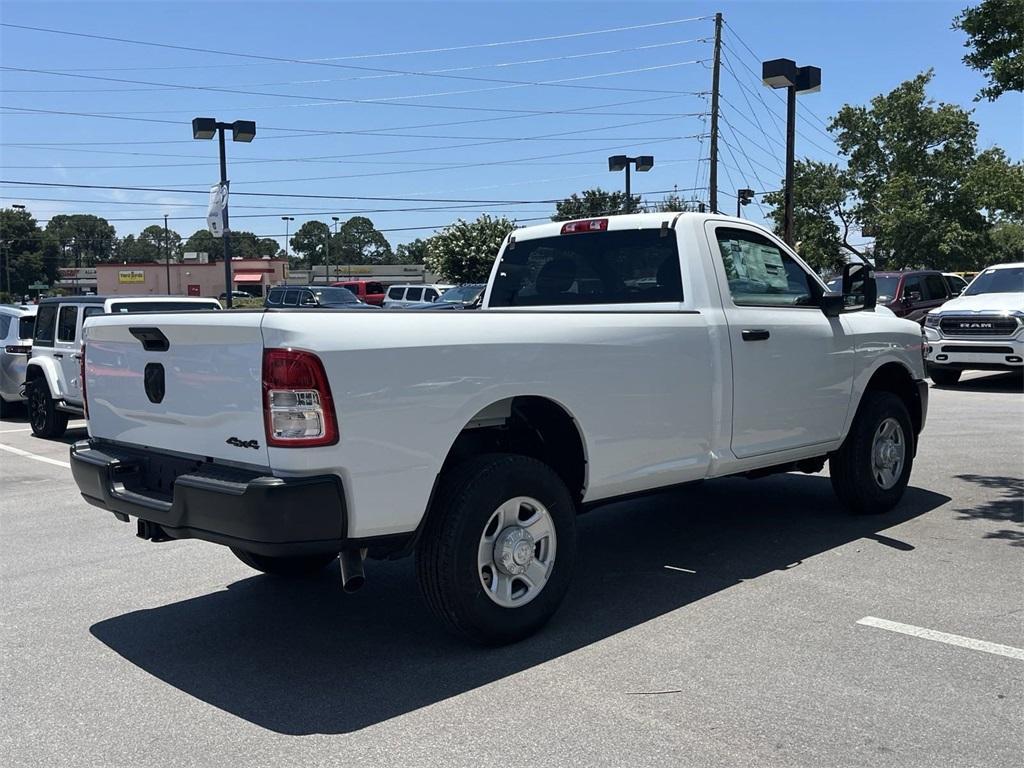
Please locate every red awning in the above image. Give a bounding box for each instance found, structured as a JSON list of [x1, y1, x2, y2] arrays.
[[234, 272, 264, 283]]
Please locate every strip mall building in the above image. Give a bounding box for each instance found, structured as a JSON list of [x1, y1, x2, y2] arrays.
[[94, 257, 288, 297]]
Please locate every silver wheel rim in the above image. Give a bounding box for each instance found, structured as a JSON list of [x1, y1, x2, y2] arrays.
[[477, 496, 556, 608], [871, 417, 906, 490]]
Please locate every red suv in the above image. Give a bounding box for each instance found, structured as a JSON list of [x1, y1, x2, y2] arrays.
[[331, 280, 386, 306]]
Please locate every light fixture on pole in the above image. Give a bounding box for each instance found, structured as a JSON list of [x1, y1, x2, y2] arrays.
[[281, 216, 294, 262], [191, 117, 256, 308], [736, 188, 755, 218], [608, 155, 654, 213], [761, 59, 820, 247], [331, 216, 340, 283]]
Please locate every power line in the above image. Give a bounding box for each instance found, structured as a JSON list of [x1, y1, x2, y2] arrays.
[[0, 25, 705, 97], [1, 179, 702, 204], [20, 16, 713, 72], [1, 38, 710, 93]]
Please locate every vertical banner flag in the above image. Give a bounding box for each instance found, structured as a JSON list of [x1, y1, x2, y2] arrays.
[[207, 182, 229, 238]]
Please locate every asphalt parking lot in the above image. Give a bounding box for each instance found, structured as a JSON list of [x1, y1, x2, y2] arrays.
[[1, 371, 1021, 768]]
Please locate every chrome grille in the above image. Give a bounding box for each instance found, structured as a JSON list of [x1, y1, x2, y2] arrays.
[[939, 315, 1019, 336]]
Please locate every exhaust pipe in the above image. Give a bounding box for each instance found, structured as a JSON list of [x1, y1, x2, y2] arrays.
[[339, 549, 366, 593]]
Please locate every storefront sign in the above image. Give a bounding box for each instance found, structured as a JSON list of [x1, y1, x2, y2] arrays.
[[118, 270, 146, 284]]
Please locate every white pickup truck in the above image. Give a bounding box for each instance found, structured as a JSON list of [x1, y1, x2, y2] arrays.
[[71, 213, 929, 644]]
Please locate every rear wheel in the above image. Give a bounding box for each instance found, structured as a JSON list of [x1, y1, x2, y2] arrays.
[[830, 391, 914, 515], [416, 453, 577, 645], [27, 379, 68, 439], [927, 365, 961, 386], [230, 548, 337, 577]]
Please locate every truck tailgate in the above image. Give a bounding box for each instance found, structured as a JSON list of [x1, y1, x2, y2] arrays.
[[83, 312, 270, 468]]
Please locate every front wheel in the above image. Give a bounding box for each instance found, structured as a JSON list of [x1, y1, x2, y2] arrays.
[[416, 454, 577, 645], [27, 379, 68, 439], [927, 365, 961, 386], [231, 548, 337, 577], [830, 391, 914, 515]]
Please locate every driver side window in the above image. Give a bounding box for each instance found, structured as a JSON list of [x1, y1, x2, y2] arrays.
[[715, 228, 820, 308]]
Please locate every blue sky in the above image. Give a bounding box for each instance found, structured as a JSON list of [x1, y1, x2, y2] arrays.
[[1, 0, 1020, 251]]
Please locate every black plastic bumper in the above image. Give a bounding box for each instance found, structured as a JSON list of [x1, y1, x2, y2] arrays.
[[70, 440, 347, 556]]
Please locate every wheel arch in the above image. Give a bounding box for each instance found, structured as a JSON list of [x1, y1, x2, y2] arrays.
[[25, 358, 59, 393], [860, 361, 923, 439]]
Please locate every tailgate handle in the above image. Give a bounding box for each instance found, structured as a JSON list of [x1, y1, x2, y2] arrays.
[[129, 327, 170, 352]]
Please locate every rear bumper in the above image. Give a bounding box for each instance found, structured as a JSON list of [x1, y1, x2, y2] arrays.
[[70, 440, 347, 556]]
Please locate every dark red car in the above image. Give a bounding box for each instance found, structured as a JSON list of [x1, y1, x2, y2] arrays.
[[331, 280, 386, 306], [830, 270, 954, 323]]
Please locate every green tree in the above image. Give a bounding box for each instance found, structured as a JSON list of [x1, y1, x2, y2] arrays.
[[552, 187, 636, 221], [138, 224, 182, 261], [1, 206, 45, 298], [763, 161, 860, 274], [424, 215, 515, 283], [290, 221, 330, 265], [334, 216, 393, 265], [45, 214, 116, 266], [953, 0, 1024, 100], [182, 229, 218, 260], [395, 237, 430, 264]]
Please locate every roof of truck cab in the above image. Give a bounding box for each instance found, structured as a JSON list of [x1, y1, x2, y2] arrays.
[[509, 211, 750, 241]]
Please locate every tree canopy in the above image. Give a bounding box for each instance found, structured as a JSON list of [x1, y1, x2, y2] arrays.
[[424, 215, 515, 283], [953, 0, 1024, 100], [766, 71, 1024, 272], [552, 188, 636, 221]]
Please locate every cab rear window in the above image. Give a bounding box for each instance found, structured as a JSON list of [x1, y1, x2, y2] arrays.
[[489, 229, 683, 307]]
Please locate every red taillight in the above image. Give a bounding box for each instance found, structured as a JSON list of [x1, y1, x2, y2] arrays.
[[262, 348, 338, 447], [560, 218, 608, 235], [4, 345, 30, 354], [80, 344, 88, 419]]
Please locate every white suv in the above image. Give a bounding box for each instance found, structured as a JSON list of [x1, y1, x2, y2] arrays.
[[382, 284, 452, 308], [0, 304, 37, 418], [25, 295, 220, 437], [923, 263, 1024, 385]]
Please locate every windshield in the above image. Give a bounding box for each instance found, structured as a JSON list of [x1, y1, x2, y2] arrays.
[[964, 266, 1024, 296], [313, 287, 358, 304], [875, 276, 899, 301], [437, 284, 484, 304], [826, 277, 842, 292]]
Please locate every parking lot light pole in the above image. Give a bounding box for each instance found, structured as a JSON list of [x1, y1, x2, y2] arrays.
[[163, 214, 171, 295], [281, 216, 294, 262], [736, 188, 755, 218], [608, 155, 654, 213], [761, 59, 820, 247], [331, 216, 340, 284], [191, 117, 256, 308]]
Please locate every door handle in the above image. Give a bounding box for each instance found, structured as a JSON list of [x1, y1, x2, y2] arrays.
[[71, 353, 82, 360], [52, 353, 64, 359], [741, 329, 771, 342]]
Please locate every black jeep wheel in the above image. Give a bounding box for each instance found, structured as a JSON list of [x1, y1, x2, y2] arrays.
[[27, 379, 68, 439]]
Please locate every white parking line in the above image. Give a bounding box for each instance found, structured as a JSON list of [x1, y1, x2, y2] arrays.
[[858, 616, 1024, 661], [0, 428, 33, 434], [0, 443, 71, 469]]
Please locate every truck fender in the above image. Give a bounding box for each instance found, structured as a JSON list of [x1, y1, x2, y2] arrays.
[[25, 357, 63, 399]]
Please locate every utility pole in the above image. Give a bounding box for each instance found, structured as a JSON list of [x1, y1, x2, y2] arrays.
[[331, 216, 340, 283], [708, 12, 723, 214], [163, 214, 171, 295]]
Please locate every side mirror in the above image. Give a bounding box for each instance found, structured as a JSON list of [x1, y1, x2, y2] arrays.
[[840, 262, 877, 311], [905, 291, 922, 303]]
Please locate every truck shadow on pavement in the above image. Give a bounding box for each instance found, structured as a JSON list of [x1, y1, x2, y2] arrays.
[[953, 473, 1024, 547], [937, 371, 1023, 393], [90, 474, 948, 736]]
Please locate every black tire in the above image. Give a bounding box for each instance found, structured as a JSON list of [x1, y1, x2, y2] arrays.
[[416, 453, 577, 645], [230, 548, 337, 577], [928, 365, 961, 386], [27, 378, 68, 439], [830, 391, 914, 515]]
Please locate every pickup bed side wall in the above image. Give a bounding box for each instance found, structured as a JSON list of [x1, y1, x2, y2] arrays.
[[261, 310, 719, 539]]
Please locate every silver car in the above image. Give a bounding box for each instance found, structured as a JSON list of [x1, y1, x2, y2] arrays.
[[0, 304, 37, 418]]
